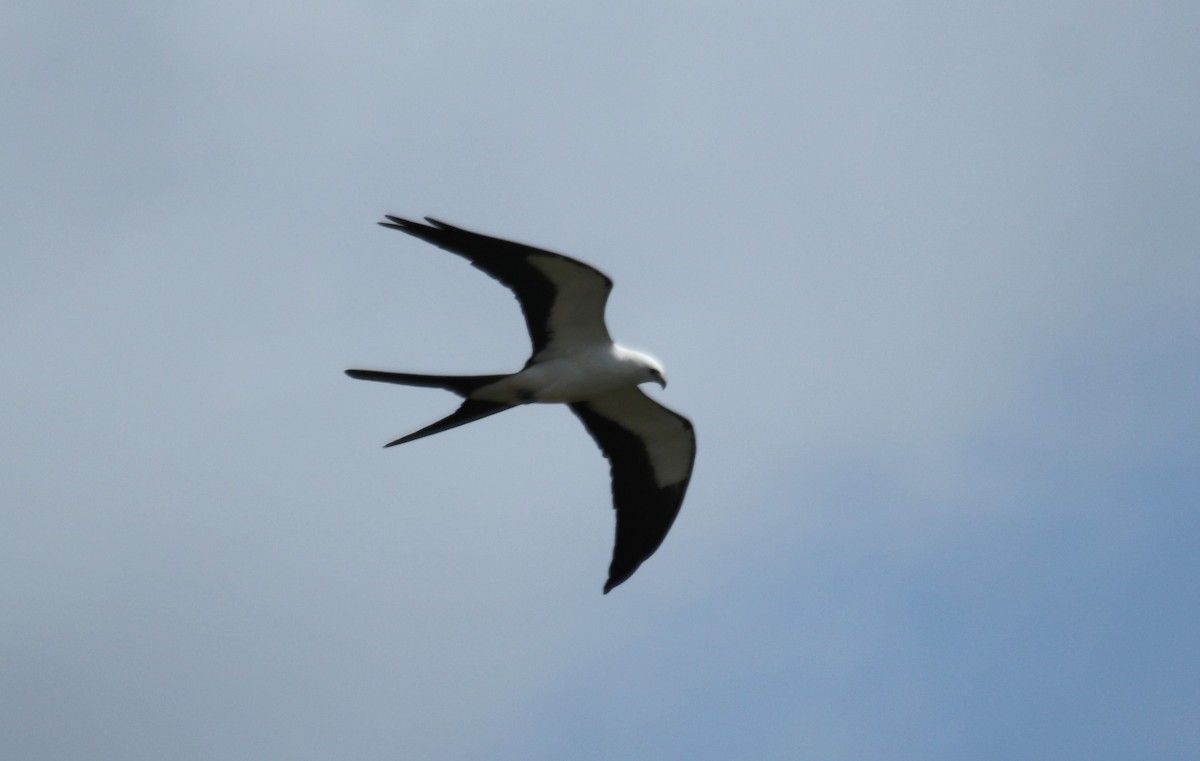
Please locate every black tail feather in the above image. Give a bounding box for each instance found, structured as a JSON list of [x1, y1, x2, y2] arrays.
[[345, 369, 508, 398], [384, 399, 515, 447]]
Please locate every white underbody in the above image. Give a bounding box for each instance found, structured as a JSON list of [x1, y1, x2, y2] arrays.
[[472, 344, 661, 404]]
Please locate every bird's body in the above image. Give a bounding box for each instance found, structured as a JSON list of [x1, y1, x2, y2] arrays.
[[347, 216, 695, 593], [473, 345, 663, 405]]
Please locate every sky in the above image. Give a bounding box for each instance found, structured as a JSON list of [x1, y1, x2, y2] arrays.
[[3, 1, 1198, 759]]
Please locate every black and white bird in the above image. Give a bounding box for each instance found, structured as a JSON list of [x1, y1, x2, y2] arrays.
[[347, 216, 696, 593]]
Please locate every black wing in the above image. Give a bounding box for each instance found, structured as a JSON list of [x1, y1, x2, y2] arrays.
[[379, 216, 613, 359], [570, 389, 696, 593]]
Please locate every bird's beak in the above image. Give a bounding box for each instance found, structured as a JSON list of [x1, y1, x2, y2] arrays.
[[656, 376, 668, 389]]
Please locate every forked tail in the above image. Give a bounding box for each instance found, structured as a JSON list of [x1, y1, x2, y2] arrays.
[[345, 368, 518, 447], [344, 369, 508, 398]]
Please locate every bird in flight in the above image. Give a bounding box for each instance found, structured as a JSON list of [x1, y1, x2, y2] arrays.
[[347, 216, 696, 593]]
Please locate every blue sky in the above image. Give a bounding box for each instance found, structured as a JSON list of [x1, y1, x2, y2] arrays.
[[3, 2, 1198, 759]]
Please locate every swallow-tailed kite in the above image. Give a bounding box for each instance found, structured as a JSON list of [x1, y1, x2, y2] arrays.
[[347, 216, 696, 593]]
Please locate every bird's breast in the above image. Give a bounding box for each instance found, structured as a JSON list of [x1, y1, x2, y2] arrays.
[[497, 350, 637, 404]]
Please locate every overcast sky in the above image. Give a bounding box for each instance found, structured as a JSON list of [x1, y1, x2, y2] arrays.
[[4, 2, 1198, 759]]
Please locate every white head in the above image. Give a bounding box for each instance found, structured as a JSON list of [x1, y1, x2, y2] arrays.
[[619, 347, 668, 389]]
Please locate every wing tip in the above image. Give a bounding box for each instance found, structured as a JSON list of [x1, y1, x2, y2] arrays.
[[602, 570, 632, 594], [378, 214, 458, 235], [378, 213, 414, 231]]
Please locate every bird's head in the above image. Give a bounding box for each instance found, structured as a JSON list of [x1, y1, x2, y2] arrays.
[[613, 346, 668, 389], [646, 364, 667, 389], [630, 350, 668, 389]]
